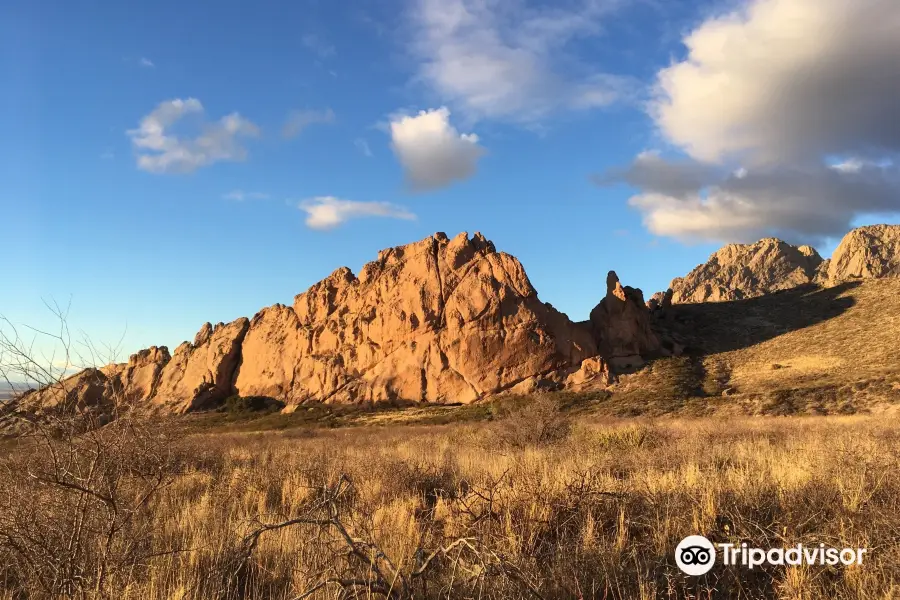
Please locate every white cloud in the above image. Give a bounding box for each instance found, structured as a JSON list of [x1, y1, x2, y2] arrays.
[[354, 138, 373, 157], [409, 0, 632, 123], [612, 158, 900, 244], [603, 0, 900, 243], [127, 98, 260, 174], [299, 196, 416, 230], [139, 57, 155, 68], [650, 0, 900, 166], [223, 190, 270, 201], [282, 108, 336, 139], [51, 359, 83, 377], [390, 107, 485, 192]]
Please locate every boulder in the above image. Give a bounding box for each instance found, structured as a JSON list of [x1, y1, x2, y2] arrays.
[[565, 356, 612, 388]]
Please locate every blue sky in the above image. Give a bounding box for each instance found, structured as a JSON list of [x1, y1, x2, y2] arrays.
[[2, 0, 899, 368]]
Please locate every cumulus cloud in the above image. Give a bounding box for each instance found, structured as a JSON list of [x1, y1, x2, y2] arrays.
[[127, 98, 259, 174], [299, 196, 416, 230], [390, 107, 485, 192], [594, 150, 723, 198], [602, 0, 900, 243], [603, 156, 900, 244], [651, 0, 900, 166], [282, 108, 336, 139], [409, 0, 632, 123], [223, 190, 270, 201]]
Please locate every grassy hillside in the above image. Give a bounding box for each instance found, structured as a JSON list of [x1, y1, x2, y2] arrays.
[[608, 278, 900, 416]]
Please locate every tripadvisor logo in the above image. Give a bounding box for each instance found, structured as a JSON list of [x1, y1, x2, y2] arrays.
[[676, 535, 716, 575], [675, 535, 868, 575]]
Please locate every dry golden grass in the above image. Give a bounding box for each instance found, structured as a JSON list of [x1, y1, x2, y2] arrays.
[[4, 410, 900, 599]]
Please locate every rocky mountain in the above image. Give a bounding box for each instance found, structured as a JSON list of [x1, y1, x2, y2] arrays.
[[668, 238, 824, 304], [16, 232, 660, 415], [826, 224, 900, 282], [589, 272, 660, 369], [666, 224, 900, 304], [232, 232, 601, 406]]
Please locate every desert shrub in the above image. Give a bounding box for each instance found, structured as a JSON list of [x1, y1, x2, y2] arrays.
[[223, 394, 284, 414], [0, 415, 181, 598], [592, 423, 666, 451], [491, 394, 572, 449]]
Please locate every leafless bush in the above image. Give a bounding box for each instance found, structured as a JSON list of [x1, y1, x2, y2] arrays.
[[218, 473, 548, 600], [0, 304, 182, 599], [491, 394, 573, 450], [0, 418, 181, 598]]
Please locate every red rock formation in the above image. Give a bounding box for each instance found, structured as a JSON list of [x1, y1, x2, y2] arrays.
[[15, 232, 669, 414], [234, 232, 599, 405], [589, 271, 660, 369]]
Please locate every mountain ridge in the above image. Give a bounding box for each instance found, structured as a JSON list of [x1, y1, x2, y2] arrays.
[[662, 224, 900, 305], [9, 224, 900, 419], [14, 232, 660, 415]]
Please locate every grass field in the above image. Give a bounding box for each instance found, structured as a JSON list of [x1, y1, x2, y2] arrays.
[[3, 407, 900, 599]]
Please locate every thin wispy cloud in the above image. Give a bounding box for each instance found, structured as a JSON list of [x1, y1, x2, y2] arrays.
[[354, 138, 373, 157], [282, 108, 336, 139], [127, 98, 259, 174], [223, 190, 270, 201], [301, 33, 336, 58], [139, 57, 155, 68], [299, 196, 416, 230], [408, 0, 633, 124]]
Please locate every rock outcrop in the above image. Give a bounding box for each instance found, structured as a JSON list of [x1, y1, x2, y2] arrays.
[[588, 272, 660, 368], [17, 368, 115, 412], [13, 232, 671, 415], [151, 318, 249, 413], [117, 346, 171, 402], [826, 224, 900, 282], [647, 289, 673, 312], [670, 238, 824, 304], [234, 232, 600, 405]]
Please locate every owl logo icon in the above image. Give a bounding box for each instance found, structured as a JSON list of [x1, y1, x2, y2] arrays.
[[676, 535, 716, 575]]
